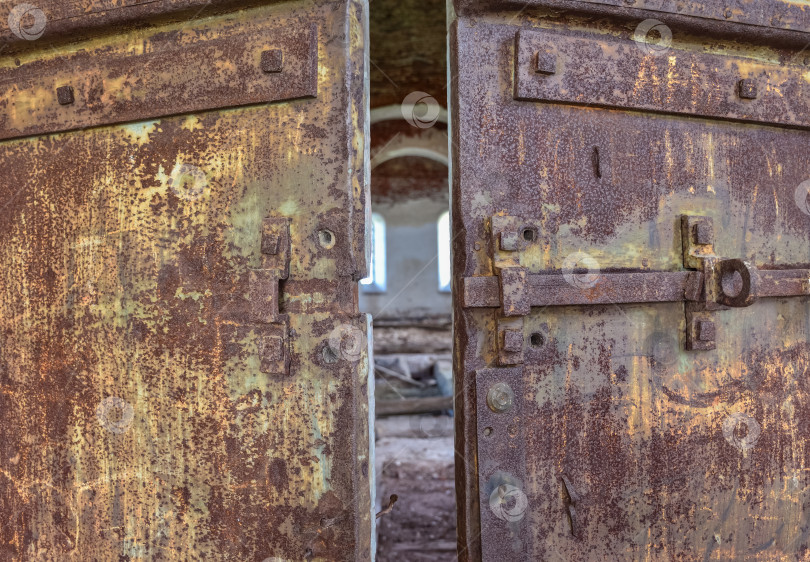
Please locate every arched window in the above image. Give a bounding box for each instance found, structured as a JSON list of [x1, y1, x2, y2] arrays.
[[437, 211, 451, 292], [360, 212, 386, 293]]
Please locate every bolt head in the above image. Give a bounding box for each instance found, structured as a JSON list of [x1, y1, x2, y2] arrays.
[[738, 79, 758, 100], [487, 382, 515, 413], [261, 49, 283, 73], [692, 221, 713, 245], [500, 230, 519, 251], [534, 48, 556, 75], [259, 334, 284, 362], [502, 329, 523, 353], [697, 320, 716, 342], [56, 85, 74, 105]]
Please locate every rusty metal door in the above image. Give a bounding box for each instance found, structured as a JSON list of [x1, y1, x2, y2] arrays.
[[451, 1, 810, 559], [0, 0, 372, 559]]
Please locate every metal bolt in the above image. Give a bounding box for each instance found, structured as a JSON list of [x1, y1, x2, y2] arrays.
[[502, 329, 523, 353], [499, 230, 519, 251], [261, 49, 283, 73], [692, 221, 713, 245], [487, 382, 515, 413], [697, 320, 716, 342], [56, 85, 74, 105], [738, 79, 758, 100], [534, 48, 556, 75]]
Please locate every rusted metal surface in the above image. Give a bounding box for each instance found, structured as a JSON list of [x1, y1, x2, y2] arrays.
[[0, 20, 317, 141], [451, 2, 810, 560], [457, 0, 810, 46], [0, 0, 372, 559], [0, 0, 261, 48], [515, 28, 810, 129]]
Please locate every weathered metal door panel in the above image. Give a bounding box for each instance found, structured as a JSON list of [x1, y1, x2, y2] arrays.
[[451, 1, 810, 559], [0, 1, 372, 560]]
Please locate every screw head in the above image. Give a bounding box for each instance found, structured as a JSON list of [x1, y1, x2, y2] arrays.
[[738, 79, 758, 100], [487, 382, 515, 413], [261, 49, 283, 73], [56, 85, 74, 105]]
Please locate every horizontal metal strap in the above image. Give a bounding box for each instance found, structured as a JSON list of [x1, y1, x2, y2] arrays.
[[463, 269, 810, 309], [0, 20, 317, 141], [461, 0, 810, 40], [514, 28, 810, 129]]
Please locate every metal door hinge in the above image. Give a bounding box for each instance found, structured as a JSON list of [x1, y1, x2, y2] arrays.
[[250, 217, 291, 375], [464, 215, 810, 365]]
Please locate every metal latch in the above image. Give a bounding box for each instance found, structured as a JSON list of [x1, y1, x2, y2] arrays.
[[250, 217, 291, 375], [680, 215, 759, 351], [463, 215, 810, 365]]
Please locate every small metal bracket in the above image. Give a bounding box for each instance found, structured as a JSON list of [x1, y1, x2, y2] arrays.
[[680, 215, 760, 350], [489, 216, 538, 365], [250, 217, 291, 374]]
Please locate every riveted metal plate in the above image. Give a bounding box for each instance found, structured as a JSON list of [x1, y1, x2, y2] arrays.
[[0, 19, 317, 141], [475, 368, 529, 561], [515, 28, 810, 129]]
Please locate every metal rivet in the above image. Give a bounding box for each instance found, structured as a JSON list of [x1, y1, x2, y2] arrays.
[[261, 49, 283, 73], [738, 79, 758, 100], [56, 85, 74, 105], [487, 382, 515, 413], [534, 48, 556, 75]]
